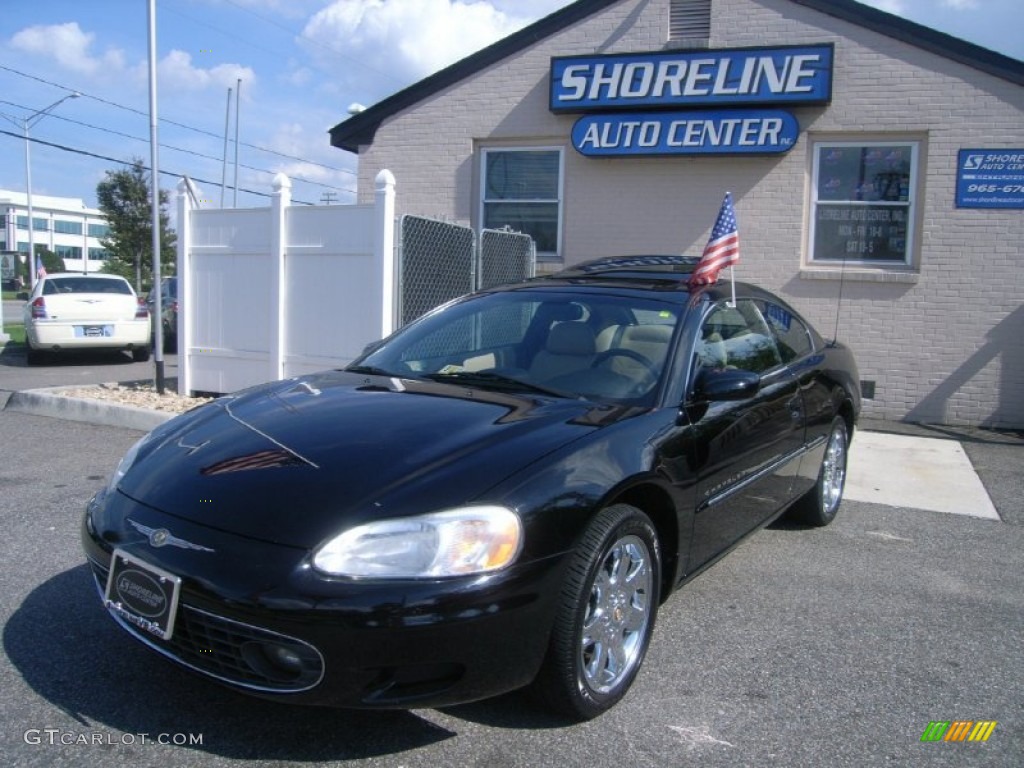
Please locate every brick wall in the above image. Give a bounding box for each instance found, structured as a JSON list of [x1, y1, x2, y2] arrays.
[[351, 0, 1024, 427]]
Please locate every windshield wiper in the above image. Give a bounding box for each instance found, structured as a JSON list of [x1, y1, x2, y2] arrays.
[[423, 371, 568, 398], [345, 364, 399, 377]]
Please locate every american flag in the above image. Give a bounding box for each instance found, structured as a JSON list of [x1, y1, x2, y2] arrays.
[[36, 256, 47, 278], [688, 193, 739, 287]]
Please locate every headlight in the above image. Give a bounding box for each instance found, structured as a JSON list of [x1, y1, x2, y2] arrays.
[[106, 434, 150, 494], [312, 505, 522, 579]]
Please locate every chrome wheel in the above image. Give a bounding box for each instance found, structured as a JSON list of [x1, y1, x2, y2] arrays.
[[580, 534, 653, 694], [820, 421, 847, 517], [791, 416, 849, 526]]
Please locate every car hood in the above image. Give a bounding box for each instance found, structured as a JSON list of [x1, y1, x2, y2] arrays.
[[117, 371, 627, 548]]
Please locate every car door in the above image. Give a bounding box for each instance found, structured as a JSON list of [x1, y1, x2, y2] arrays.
[[684, 299, 805, 568], [760, 299, 832, 500]]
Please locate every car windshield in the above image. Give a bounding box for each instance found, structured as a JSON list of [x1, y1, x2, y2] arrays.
[[43, 277, 132, 295], [351, 290, 682, 404]]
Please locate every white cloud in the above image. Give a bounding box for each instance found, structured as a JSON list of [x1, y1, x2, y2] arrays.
[[941, 0, 979, 9], [301, 0, 533, 90], [860, 0, 907, 13], [10, 22, 125, 77], [155, 50, 256, 92], [491, 0, 573, 20], [9, 21, 255, 95]]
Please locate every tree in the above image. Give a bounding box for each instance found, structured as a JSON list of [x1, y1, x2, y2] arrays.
[[96, 158, 176, 293], [36, 248, 65, 276]]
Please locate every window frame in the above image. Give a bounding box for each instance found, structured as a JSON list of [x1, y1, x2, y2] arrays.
[[54, 219, 83, 235], [17, 216, 48, 232], [807, 138, 920, 268], [479, 147, 564, 263], [54, 244, 83, 260]]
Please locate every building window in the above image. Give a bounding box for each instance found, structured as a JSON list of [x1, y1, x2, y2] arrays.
[[809, 140, 919, 265], [88, 223, 110, 238], [669, 0, 711, 42], [54, 244, 82, 260], [16, 216, 48, 232], [17, 241, 47, 255], [481, 148, 562, 260], [54, 219, 83, 235], [88, 248, 109, 261]]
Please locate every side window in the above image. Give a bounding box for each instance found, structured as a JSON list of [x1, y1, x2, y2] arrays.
[[762, 302, 813, 362], [697, 300, 782, 374]]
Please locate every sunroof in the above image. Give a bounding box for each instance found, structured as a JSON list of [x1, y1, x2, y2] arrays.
[[562, 255, 700, 275]]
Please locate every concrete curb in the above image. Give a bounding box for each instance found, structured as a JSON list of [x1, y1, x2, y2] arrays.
[[4, 386, 174, 432]]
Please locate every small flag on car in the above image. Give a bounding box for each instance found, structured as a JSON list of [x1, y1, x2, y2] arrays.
[[35, 256, 47, 278], [688, 192, 739, 288]]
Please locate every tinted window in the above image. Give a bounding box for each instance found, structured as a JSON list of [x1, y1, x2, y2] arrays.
[[43, 277, 132, 296], [762, 302, 813, 362], [698, 300, 781, 374]]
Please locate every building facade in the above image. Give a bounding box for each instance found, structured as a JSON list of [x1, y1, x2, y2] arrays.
[[330, 0, 1024, 427], [0, 189, 110, 276]]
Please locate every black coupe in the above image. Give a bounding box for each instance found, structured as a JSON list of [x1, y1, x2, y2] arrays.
[[83, 256, 860, 720]]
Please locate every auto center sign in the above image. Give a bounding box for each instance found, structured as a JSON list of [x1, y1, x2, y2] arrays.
[[572, 109, 799, 156], [550, 45, 833, 157], [956, 149, 1024, 208]]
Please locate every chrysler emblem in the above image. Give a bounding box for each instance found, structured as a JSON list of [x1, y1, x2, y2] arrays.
[[149, 528, 170, 547], [129, 520, 216, 553]]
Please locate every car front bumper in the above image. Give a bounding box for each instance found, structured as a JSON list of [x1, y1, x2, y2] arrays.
[[82, 491, 566, 709]]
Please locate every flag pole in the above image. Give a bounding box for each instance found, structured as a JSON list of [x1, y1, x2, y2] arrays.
[[729, 265, 736, 307]]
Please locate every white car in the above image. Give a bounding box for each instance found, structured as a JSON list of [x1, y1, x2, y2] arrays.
[[23, 274, 152, 365]]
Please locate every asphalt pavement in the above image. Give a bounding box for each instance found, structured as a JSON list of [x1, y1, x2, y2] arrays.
[[0, 357, 1021, 767]]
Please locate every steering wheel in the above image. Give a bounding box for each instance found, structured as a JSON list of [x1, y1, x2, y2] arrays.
[[590, 349, 660, 395]]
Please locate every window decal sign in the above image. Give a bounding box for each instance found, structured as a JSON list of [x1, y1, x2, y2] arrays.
[[956, 149, 1024, 208], [571, 110, 799, 156], [551, 45, 833, 112]]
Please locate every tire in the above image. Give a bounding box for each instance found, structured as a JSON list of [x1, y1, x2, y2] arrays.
[[533, 504, 661, 720], [132, 346, 151, 363], [791, 416, 849, 526]]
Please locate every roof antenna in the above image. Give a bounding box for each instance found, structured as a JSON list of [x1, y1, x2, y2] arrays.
[[831, 248, 848, 346]]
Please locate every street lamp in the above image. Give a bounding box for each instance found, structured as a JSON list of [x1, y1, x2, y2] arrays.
[[20, 93, 81, 291]]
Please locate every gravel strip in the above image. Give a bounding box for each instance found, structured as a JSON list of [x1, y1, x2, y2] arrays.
[[57, 382, 215, 415]]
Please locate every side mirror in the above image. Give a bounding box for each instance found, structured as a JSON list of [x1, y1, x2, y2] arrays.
[[693, 368, 761, 402]]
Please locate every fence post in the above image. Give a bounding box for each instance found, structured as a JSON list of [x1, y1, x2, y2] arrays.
[[176, 178, 192, 395], [270, 173, 291, 382], [375, 169, 396, 338]]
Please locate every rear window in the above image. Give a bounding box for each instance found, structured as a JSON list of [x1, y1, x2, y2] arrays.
[[43, 277, 133, 296]]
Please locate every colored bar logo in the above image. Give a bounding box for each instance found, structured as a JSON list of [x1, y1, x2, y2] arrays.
[[921, 721, 997, 742]]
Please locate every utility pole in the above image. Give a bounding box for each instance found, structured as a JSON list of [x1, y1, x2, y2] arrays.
[[320, 192, 338, 205]]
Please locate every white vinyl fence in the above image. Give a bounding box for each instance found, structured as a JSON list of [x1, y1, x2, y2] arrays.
[[176, 171, 396, 395]]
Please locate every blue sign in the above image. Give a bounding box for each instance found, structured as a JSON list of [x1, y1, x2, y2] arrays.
[[571, 110, 799, 157], [551, 45, 833, 112], [956, 149, 1024, 209]]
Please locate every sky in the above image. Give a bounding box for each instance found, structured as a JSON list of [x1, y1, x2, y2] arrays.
[[0, 0, 1020, 213]]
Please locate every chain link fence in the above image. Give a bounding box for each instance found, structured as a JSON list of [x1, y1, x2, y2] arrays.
[[398, 215, 476, 325], [398, 216, 536, 325], [479, 226, 536, 291]]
